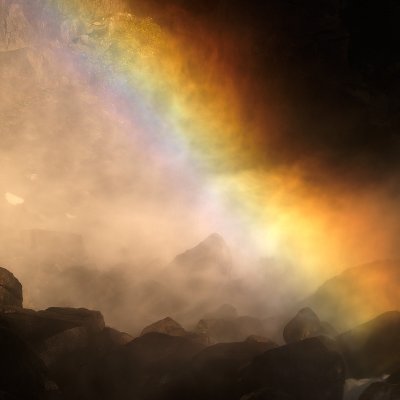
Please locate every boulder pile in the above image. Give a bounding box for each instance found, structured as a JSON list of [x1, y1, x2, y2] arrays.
[[0, 266, 400, 400]]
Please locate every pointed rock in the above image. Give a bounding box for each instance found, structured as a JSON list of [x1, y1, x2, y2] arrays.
[[283, 308, 337, 344], [171, 233, 231, 275], [141, 317, 187, 337]]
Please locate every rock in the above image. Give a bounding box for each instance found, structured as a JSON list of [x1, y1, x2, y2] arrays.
[[196, 316, 267, 343], [0, 325, 47, 399], [359, 382, 400, 400], [0, 307, 105, 347], [337, 311, 400, 378], [98, 327, 133, 347], [40, 307, 105, 333], [141, 317, 187, 337], [39, 326, 89, 368], [41, 326, 133, 399], [283, 308, 337, 343], [0, 267, 22, 308], [155, 340, 277, 400], [170, 233, 232, 276], [239, 337, 345, 400], [85, 332, 205, 400]]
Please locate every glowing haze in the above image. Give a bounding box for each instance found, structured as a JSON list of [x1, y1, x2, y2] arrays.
[[0, 0, 399, 331]]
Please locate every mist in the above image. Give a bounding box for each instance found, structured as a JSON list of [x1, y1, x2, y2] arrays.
[[1, 0, 400, 334]]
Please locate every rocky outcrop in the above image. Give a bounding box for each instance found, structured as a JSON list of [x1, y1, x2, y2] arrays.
[[283, 308, 337, 343], [0, 266, 22, 308], [141, 316, 187, 337], [239, 337, 345, 400], [337, 311, 400, 378]]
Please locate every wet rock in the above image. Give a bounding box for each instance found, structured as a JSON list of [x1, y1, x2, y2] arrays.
[[0, 307, 105, 349], [83, 332, 206, 400], [0, 267, 22, 308], [337, 311, 400, 378], [40, 307, 105, 333], [141, 317, 187, 337], [240, 337, 345, 400], [39, 326, 89, 368], [359, 382, 400, 400], [283, 307, 337, 343], [0, 325, 47, 400], [98, 326, 133, 347], [155, 340, 277, 400], [42, 326, 132, 399]]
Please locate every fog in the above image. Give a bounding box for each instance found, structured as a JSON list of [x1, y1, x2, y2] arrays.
[[1, 0, 399, 334]]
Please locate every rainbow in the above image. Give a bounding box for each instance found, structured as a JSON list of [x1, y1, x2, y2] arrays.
[[18, 0, 397, 304]]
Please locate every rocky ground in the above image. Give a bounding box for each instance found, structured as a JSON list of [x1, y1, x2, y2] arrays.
[[1, 267, 400, 400]]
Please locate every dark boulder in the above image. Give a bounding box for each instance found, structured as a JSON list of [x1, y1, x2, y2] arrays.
[[359, 382, 400, 400], [0, 325, 47, 399], [0, 307, 105, 346], [337, 311, 400, 378], [0, 267, 22, 308], [239, 337, 345, 400], [283, 308, 337, 344], [141, 317, 187, 337], [82, 332, 205, 400], [153, 340, 277, 400], [0, 306, 108, 398], [41, 307, 105, 333], [42, 326, 132, 399]]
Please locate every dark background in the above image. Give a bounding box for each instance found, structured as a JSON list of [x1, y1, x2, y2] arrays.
[[131, 0, 400, 185]]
